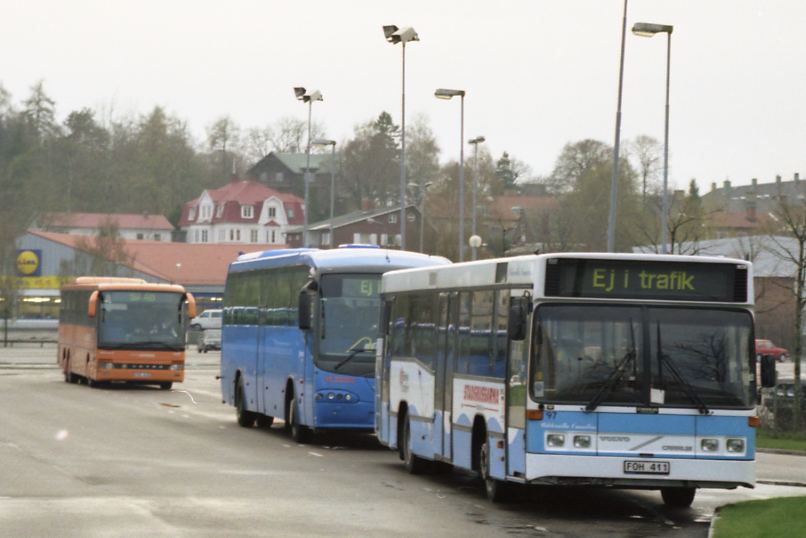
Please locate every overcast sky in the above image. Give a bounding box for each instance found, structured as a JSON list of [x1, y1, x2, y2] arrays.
[[2, 0, 804, 191]]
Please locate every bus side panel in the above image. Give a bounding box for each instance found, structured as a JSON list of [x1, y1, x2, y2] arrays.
[[259, 326, 306, 420], [221, 324, 258, 409], [389, 358, 437, 458], [507, 428, 527, 476], [452, 376, 506, 472]]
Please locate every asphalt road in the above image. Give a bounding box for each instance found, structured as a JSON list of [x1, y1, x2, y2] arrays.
[[1, 347, 805, 537]]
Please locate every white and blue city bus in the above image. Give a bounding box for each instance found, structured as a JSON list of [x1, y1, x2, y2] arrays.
[[220, 246, 449, 443], [377, 253, 776, 506]]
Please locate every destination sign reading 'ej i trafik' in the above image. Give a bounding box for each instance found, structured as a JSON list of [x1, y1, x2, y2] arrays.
[[544, 258, 747, 302]]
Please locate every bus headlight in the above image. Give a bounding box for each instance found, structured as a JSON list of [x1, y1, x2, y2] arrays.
[[99, 362, 114, 369], [701, 438, 719, 452], [546, 434, 565, 448], [573, 435, 591, 449], [726, 438, 745, 453]]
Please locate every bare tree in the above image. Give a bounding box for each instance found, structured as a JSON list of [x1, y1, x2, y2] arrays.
[[765, 195, 806, 430], [206, 116, 241, 176], [630, 135, 662, 201]]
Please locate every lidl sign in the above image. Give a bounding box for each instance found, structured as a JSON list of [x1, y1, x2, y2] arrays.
[[16, 249, 42, 277]]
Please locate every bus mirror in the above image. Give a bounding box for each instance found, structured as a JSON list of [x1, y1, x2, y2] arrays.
[[298, 291, 312, 331], [185, 292, 197, 318], [88, 291, 99, 318], [508, 299, 527, 341], [760, 354, 776, 388]]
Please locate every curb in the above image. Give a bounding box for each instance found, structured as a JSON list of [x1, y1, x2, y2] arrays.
[[707, 506, 721, 538], [756, 479, 806, 487], [757, 448, 806, 457]]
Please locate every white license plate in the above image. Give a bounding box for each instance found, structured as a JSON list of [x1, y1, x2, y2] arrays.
[[133, 372, 151, 378], [624, 460, 670, 475]]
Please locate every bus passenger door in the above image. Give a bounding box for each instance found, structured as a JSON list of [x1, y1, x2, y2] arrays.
[[436, 292, 458, 459], [506, 295, 529, 477]]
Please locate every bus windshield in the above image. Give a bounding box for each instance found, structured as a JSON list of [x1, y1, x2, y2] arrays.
[[317, 274, 381, 377], [98, 291, 186, 350], [530, 304, 754, 409]]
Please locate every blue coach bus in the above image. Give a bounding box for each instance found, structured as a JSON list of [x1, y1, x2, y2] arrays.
[[220, 246, 450, 442]]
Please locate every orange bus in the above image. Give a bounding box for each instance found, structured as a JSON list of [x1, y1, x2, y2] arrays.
[[58, 277, 197, 390]]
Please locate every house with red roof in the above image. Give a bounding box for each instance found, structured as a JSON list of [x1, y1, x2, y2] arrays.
[[36, 212, 174, 242], [178, 176, 303, 245]]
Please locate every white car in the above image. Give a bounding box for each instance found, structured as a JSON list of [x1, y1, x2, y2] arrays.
[[190, 309, 222, 331], [197, 328, 221, 353]]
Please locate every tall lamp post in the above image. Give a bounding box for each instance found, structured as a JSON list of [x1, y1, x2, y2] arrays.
[[407, 181, 432, 253], [312, 138, 337, 248], [632, 22, 674, 254], [383, 25, 419, 250], [468, 136, 485, 260], [293, 86, 323, 248], [435, 88, 466, 262], [607, 0, 629, 253]]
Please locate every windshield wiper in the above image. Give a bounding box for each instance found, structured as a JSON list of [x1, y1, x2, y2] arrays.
[[334, 344, 373, 371], [655, 322, 710, 415], [585, 319, 636, 412]]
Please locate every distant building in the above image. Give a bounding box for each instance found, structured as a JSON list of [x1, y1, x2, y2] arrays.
[[178, 176, 303, 245], [247, 152, 339, 221], [36, 212, 173, 242], [285, 205, 422, 250]]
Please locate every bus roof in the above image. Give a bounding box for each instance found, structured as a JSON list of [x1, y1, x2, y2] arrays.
[[228, 246, 451, 275], [62, 276, 187, 294], [382, 252, 753, 298]]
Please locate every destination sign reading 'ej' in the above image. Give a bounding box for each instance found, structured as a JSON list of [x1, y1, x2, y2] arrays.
[[544, 258, 747, 302]]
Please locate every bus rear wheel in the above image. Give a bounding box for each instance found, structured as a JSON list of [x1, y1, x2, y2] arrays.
[[480, 439, 508, 502], [159, 382, 173, 390], [661, 487, 696, 508], [235, 379, 256, 428], [402, 415, 427, 474], [256, 415, 274, 428]]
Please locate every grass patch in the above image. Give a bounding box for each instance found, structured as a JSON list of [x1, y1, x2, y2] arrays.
[[712, 496, 806, 538], [757, 430, 806, 453]]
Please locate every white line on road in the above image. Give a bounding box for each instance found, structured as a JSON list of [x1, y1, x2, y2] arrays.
[[175, 390, 198, 404], [308, 451, 323, 458]]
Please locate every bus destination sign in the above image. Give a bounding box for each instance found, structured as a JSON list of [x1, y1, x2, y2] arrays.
[[545, 258, 746, 302]]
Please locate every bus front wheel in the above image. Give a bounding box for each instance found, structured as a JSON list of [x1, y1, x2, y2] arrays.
[[661, 487, 696, 508], [159, 382, 173, 390], [480, 439, 508, 502], [288, 399, 312, 444], [235, 378, 256, 428]]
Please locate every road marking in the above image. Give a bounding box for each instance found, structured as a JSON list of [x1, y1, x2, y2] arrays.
[[175, 390, 198, 404], [308, 451, 323, 457]]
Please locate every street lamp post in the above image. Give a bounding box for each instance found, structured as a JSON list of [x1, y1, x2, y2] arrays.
[[383, 25, 419, 250], [435, 88, 466, 262], [632, 22, 674, 254], [468, 136, 485, 260], [407, 181, 432, 252], [294, 87, 323, 248], [607, 0, 629, 253], [312, 138, 337, 248]]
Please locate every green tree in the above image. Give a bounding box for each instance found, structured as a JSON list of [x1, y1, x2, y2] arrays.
[[341, 112, 400, 208]]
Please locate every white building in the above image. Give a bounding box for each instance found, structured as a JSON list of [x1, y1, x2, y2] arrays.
[[179, 177, 304, 245], [36, 212, 174, 242]]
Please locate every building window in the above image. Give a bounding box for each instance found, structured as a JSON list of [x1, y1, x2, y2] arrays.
[[201, 205, 211, 220], [218, 229, 225, 242], [229, 229, 234, 241], [270, 229, 277, 243], [201, 230, 208, 243], [194, 230, 200, 242], [241, 205, 253, 219], [381, 233, 388, 245], [250, 229, 258, 243], [275, 172, 284, 182], [154, 233, 161, 241], [136, 233, 144, 240], [188, 208, 195, 221], [321, 231, 331, 246], [235, 229, 241, 241], [287, 208, 295, 219], [268, 206, 276, 218], [388, 213, 398, 224], [216, 204, 224, 218]]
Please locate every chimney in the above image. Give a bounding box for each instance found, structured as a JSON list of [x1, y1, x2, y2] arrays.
[[776, 174, 782, 186], [751, 177, 757, 187], [710, 182, 717, 192], [723, 180, 731, 189], [796, 172, 801, 183]]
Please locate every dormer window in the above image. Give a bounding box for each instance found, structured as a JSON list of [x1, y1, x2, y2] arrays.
[[388, 213, 398, 224], [188, 207, 196, 221], [268, 206, 276, 218], [216, 204, 224, 218], [241, 205, 253, 219], [288, 207, 295, 219]]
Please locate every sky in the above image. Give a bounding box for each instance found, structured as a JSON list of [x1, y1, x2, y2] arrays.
[[2, 0, 804, 192]]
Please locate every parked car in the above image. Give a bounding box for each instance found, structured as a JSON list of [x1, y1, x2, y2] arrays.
[[758, 377, 806, 430], [197, 328, 221, 353], [755, 338, 788, 362], [190, 309, 222, 331]]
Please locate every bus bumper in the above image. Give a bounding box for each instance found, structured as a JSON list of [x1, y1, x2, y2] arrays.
[[314, 399, 375, 430], [525, 453, 754, 489]]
